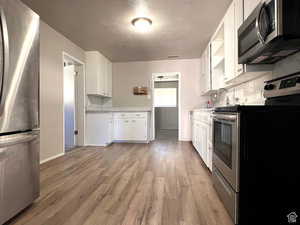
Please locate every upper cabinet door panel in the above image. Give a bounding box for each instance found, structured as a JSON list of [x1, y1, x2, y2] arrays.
[[224, 2, 236, 81], [85, 52, 101, 95], [235, 0, 245, 76], [244, 0, 261, 20], [107, 61, 113, 97], [85, 51, 112, 97]]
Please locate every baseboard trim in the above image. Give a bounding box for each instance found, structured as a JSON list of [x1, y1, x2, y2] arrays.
[[113, 140, 150, 144], [85, 143, 111, 147], [40, 152, 65, 164], [179, 138, 192, 142]]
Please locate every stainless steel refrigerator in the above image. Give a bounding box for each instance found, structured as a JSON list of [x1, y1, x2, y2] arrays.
[[0, 0, 40, 224]]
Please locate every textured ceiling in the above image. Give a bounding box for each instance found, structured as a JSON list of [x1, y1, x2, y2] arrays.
[[21, 0, 232, 62]]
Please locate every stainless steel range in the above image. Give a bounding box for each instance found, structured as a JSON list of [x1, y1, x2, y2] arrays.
[[212, 72, 300, 225]]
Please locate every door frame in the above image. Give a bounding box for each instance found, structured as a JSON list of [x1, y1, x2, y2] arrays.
[[62, 52, 86, 153], [151, 72, 181, 141]]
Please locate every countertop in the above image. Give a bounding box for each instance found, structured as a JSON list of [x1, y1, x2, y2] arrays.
[[86, 106, 152, 113], [192, 108, 215, 112]]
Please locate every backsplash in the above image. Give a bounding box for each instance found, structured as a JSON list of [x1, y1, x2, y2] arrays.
[[212, 52, 300, 107]]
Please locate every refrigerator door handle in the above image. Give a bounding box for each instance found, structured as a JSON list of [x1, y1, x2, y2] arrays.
[[0, 132, 38, 147], [0, 8, 9, 114]]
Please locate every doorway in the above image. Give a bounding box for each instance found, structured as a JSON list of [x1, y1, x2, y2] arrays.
[[152, 73, 180, 141], [63, 53, 85, 152]]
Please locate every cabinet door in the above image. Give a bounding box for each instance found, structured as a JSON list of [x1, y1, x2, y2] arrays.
[[195, 121, 201, 154], [244, 0, 261, 20], [131, 119, 147, 141], [107, 61, 112, 97], [113, 119, 131, 141], [86, 113, 113, 146], [99, 55, 106, 96], [107, 118, 113, 144], [198, 122, 209, 167], [224, 2, 236, 81], [235, 0, 245, 76], [85, 52, 101, 95], [203, 45, 211, 93]]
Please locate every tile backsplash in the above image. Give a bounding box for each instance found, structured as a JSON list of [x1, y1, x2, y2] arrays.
[[212, 52, 300, 107]]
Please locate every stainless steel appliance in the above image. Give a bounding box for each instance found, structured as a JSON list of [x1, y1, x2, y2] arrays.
[[238, 0, 300, 65], [212, 113, 239, 223], [213, 72, 300, 225], [0, 0, 39, 224]]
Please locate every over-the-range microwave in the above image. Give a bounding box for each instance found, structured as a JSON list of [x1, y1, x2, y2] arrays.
[[238, 0, 300, 65]]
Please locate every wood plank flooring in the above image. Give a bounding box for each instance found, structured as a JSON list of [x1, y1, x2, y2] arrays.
[[6, 140, 234, 225]]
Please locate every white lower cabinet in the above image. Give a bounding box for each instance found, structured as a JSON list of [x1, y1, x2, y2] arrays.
[[113, 119, 131, 141], [86, 112, 113, 146], [192, 110, 213, 171], [113, 113, 149, 142], [86, 111, 149, 146]]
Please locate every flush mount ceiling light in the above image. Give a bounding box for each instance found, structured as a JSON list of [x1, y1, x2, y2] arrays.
[[131, 17, 152, 32]]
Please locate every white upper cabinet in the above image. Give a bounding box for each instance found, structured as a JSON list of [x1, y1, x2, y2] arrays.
[[85, 51, 112, 97], [107, 60, 113, 98], [244, 0, 261, 20], [224, 2, 236, 81], [234, 0, 245, 77], [85, 51, 103, 96], [200, 44, 212, 95], [211, 23, 225, 90]]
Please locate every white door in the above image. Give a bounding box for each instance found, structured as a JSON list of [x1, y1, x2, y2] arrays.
[[64, 65, 76, 151]]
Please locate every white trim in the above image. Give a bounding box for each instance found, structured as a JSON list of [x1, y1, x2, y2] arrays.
[[179, 138, 192, 142], [63, 51, 85, 65], [86, 143, 111, 147], [62, 52, 86, 154], [40, 152, 64, 164], [151, 72, 181, 141]]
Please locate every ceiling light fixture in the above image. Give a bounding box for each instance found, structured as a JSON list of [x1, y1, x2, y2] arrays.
[[131, 17, 152, 32]]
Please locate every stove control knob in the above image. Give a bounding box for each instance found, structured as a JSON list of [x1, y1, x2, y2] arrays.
[[264, 84, 276, 91]]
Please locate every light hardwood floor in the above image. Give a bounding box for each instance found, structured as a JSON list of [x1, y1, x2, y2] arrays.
[[6, 141, 233, 225]]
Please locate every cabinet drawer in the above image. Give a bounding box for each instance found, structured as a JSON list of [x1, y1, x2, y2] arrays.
[[114, 112, 147, 119]]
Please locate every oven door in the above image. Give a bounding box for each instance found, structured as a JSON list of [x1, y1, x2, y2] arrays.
[[213, 113, 239, 191]]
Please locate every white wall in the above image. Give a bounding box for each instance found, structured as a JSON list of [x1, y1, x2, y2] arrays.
[[113, 59, 207, 141], [40, 21, 85, 162]]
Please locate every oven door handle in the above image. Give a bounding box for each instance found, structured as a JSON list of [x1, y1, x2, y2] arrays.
[[213, 114, 237, 122]]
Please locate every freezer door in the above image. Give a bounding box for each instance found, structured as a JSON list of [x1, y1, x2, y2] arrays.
[[0, 0, 39, 134], [0, 131, 39, 224]]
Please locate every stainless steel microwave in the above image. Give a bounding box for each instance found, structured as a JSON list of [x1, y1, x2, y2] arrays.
[[238, 0, 300, 65]]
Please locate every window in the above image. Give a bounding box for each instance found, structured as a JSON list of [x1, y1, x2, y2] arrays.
[[154, 88, 177, 107]]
